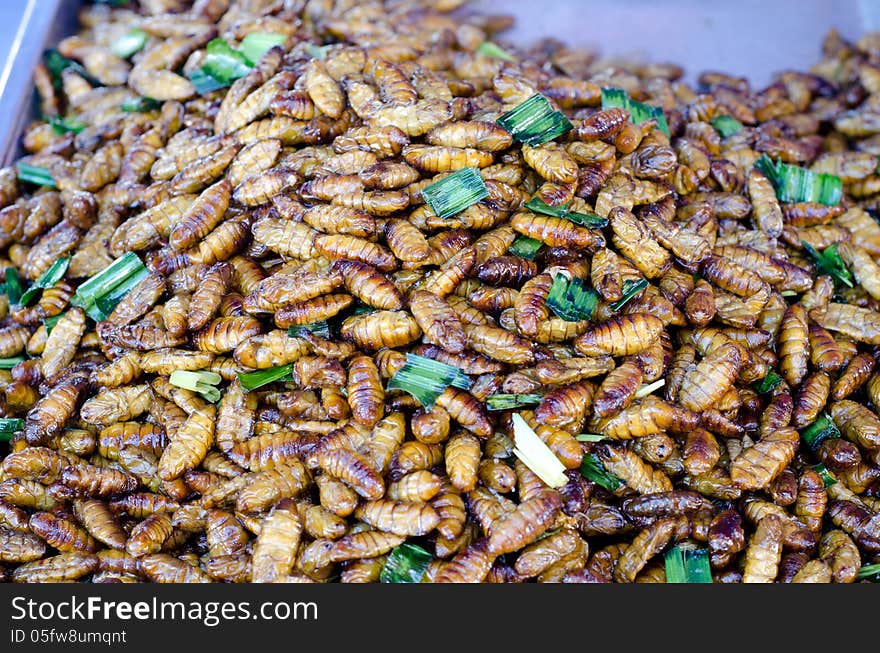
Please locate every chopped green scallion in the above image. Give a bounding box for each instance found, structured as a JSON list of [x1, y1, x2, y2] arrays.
[[476, 41, 515, 61], [580, 453, 623, 492], [4, 267, 23, 305], [43, 314, 64, 335], [121, 96, 162, 113], [380, 543, 433, 583], [238, 364, 294, 392], [754, 370, 783, 394], [111, 28, 148, 59], [43, 49, 100, 89], [802, 242, 853, 289], [288, 321, 331, 339], [70, 252, 149, 322], [800, 413, 841, 450], [169, 370, 222, 403], [710, 115, 743, 138], [575, 433, 607, 442], [486, 394, 542, 411], [811, 463, 837, 488], [608, 278, 648, 312], [47, 115, 86, 135], [665, 546, 712, 584], [545, 274, 599, 322], [387, 353, 470, 408], [511, 413, 569, 488], [508, 235, 543, 260], [16, 163, 56, 188], [634, 378, 666, 399], [421, 167, 489, 219], [601, 87, 670, 138], [754, 154, 842, 206], [0, 418, 24, 440], [238, 32, 287, 65], [0, 357, 24, 369], [18, 257, 69, 307], [188, 68, 228, 94], [857, 562, 880, 582], [496, 94, 573, 146]]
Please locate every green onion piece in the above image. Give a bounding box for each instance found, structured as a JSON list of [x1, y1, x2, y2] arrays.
[[710, 115, 743, 138], [238, 364, 294, 392], [16, 162, 56, 188], [43, 314, 63, 335], [188, 68, 228, 94], [121, 96, 162, 113], [511, 413, 569, 488], [387, 353, 470, 408], [47, 115, 86, 135], [802, 242, 853, 289], [608, 278, 648, 312], [496, 93, 573, 146], [754, 154, 842, 206], [545, 274, 599, 322], [476, 41, 515, 61], [601, 87, 670, 138], [857, 562, 880, 582], [486, 393, 542, 411], [202, 38, 252, 85], [634, 378, 666, 399], [508, 235, 543, 260], [780, 290, 799, 297], [0, 418, 24, 440], [421, 167, 489, 219], [70, 252, 149, 322], [306, 44, 332, 60], [288, 321, 331, 339], [4, 267, 23, 305], [579, 453, 623, 492], [0, 356, 24, 369], [800, 413, 841, 450], [575, 434, 607, 442], [352, 305, 376, 316], [18, 257, 69, 307], [523, 197, 608, 228], [170, 370, 222, 403], [94, 0, 130, 5], [664, 546, 712, 584], [754, 370, 783, 394], [811, 463, 837, 488], [111, 28, 148, 59], [380, 543, 433, 583], [238, 32, 287, 66], [43, 49, 100, 89]]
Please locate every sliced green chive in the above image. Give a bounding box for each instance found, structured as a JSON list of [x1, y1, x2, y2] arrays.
[[665, 546, 712, 584], [0, 356, 24, 369], [70, 252, 149, 322], [601, 87, 670, 138], [754, 154, 842, 206], [608, 278, 648, 312], [546, 274, 599, 322], [510, 413, 569, 488], [380, 543, 433, 583], [754, 370, 783, 395], [575, 433, 607, 442], [121, 96, 162, 113], [496, 93, 573, 146], [811, 463, 837, 487], [800, 413, 841, 450], [508, 235, 543, 260], [202, 38, 252, 85], [4, 267, 23, 305], [476, 41, 515, 61], [43, 49, 100, 89], [387, 353, 470, 409], [111, 28, 148, 59], [802, 241, 853, 289], [16, 163, 56, 188], [306, 44, 332, 60], [288, 321, 331, 339], [238, 364, 294, 392], [486, 393, 542, 411], [634, 378, 666, 399], [169, 370, 222, 403], [421, 167, 489, 220], [0, 418, 24, 440], [710, 115, 743, 138], [47, 115, 86, 135], [524, 197, 607, 228], [580, 453, 623, 492], [188, 68, 228, 94], [857, 562, 880, 582], [238, 32, 287, 66], [43, 314, 64, 335], [18, 257, 69, 307]]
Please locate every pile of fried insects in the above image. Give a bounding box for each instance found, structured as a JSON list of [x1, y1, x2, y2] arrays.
[[1, 0, 880, 584]]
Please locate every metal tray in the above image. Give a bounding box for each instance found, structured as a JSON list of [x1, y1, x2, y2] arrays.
[[0, 0, 875, 165]]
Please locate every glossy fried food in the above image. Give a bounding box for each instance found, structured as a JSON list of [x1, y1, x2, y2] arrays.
[[3, 0, 880, 584]]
